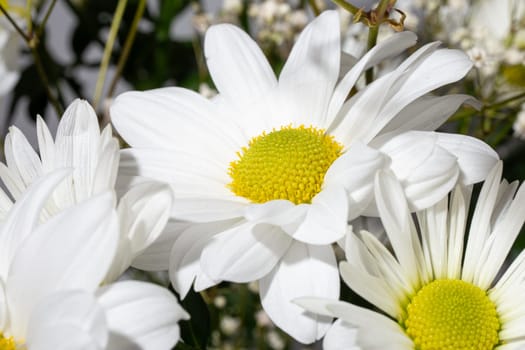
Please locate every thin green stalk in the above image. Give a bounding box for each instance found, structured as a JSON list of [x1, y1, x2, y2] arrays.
[[107, 0, 145, 98], [364, 25, 378, 84], [93, 0, 128, 110], [36, 0, 57, 37], [0, 3, 31, 42], [1, 3, 63, 116], [25, 0, 32, 34], [364, 0, 393, 84], [192, 35, 207, 82], [31, 46, 64, 115], [486, 91, 525, 110], [331, 0, 360, 14]]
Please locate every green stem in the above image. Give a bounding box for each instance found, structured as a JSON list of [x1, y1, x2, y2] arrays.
[[331, 0, 360, 14], [485, 91, 525, 110], [107, 0, 145, 98], [25, 0, 32, 34], [0, 3, 31, 42], [31, 46, 64, 116], [364, 25, 378, 84], [36, 0, 57, 37], [1, 3, 63, 116], [364, 0, 392, 84], [93, 0, 128, 110]]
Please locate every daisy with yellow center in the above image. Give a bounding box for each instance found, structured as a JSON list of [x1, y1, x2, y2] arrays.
[[296, 161, 525, 349], [111, 10, 498, 343], [0, 171, 187, 350]]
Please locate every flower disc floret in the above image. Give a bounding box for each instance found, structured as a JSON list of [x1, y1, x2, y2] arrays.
[[0, 334, 16, 350], [228, 125, 343, 204], [403, 279, 500, 350]]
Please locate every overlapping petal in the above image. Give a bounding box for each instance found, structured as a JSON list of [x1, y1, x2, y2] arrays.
[[260, 242, 338, 344], [96, 280, 189, 350]]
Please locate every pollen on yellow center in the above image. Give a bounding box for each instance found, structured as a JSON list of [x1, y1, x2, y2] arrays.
[[403, 279, 500, 350], [228, 125, 343, 204], [0, 334, 16, 350]]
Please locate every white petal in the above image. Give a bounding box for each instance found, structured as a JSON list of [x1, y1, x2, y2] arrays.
[[204, 23, 277, 105], [4, 126, 43, 187], [26, 290, 107, 350], [55, 99, 101, 202], [333, 44, 472, 144], [171, 197, 246, 222], [323, 320, 360, 350], [92, 138, 119, 195], [324, 301, 413, 348], [328, 31, 418, 125], [475, 181, 525, 289], [200, 222, 292, 282], [324, 142, 385, 219], [118, 148, 234, 200], [278, 10, 340, 127], [378, 94, 480, 135], [259, 242, 338, 344], [111, 88, 242, 157], [433, 132, 499, 185], [131, 221, 190, 271], [0, 279, 6, 330], [169, 221, 234, 297], [331, 42, 441, 144], [374, 170, 426, 286], [36, 115, 56, 173], [0, 162, 25, 201], [462, 162, 502, 283], [6, 193, 119, 338], [96, 280, 189, 350], [0, 169, 70, 281], [109, 181, 174, 283], [243, 200, 307, 236], [378, 131, 460, 210], [293, 185, 348, 245], [366, 48, 473, 140]]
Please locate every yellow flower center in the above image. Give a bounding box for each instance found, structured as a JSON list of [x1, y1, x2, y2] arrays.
[[0, 334, 16, 350], [228, 125, 343, 204], [404, 279, 500, 350]]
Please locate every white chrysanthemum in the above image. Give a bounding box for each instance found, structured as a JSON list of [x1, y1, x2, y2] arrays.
[[111, 10, 498, 343], [0, 99, 173, 283], [297, 162, 525, 349], [0, 170, 188, 350]]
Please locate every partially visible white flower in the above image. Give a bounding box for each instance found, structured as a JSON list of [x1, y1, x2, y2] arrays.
[[0, 99, 173, 283], [267, 330, 285, 350], [213, 295, 227, 308], [220, 316, 240, 335], [256, 310, 272, 328], [222, 0, 243, 15], [297, 162, 525, 349], [0, 170, 188, 349]]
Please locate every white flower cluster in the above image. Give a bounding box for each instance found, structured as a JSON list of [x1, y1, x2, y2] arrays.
[[3, 3, 525, 349], [112, 10, 500, 345], [192, 0, 309, 59]]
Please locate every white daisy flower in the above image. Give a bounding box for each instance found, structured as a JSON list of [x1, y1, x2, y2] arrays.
[[111, 10, 498, 343], [0, 99, 173, 283], [296, 161, 525, 349], [0, 170, 188, 350]]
